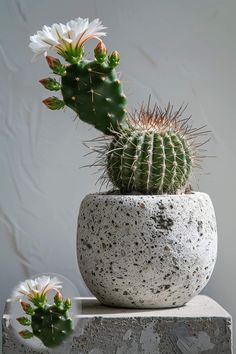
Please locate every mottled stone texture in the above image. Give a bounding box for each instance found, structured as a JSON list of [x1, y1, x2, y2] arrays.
[[2, 296, 232, 353], [77, 192, 217, 308]]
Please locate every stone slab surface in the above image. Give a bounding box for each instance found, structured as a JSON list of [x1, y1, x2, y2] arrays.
[[2, 295, 232, 353]]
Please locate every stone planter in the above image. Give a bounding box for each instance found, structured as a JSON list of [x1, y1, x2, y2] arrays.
[[77, 192, 217, 308]]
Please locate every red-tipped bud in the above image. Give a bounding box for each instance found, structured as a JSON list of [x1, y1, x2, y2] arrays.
[[108, 51, 120, 68], [42, 97, 65, 110], [20, 302, 34, 315], [16, 316, 31, 326], [63, 298, 72, 310], [46, 56, 66, 76], [19, 330, 34, 339], [94, 41, 107, 63], [54, 291, 63, 307], [39, 78, 61, 91]]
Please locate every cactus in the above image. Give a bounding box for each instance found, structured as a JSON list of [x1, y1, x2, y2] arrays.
[[30, 18, 208, 194], [15, 276, 73, 348], [31, 304, 72, 347], [17, 295, 73, 348], [17, 294, 73, 348], [40, 44, 127, 135], [103, 103, 207, 194], [30, 19, 128, 134]]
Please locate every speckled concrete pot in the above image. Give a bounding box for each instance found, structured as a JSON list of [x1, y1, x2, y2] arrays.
[[77, 192, 217, 308]]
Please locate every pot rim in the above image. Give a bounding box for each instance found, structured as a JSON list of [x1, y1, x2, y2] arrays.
[[83, 191, 210, 199]]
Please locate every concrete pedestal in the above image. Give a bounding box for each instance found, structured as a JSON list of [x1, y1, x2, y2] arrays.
[[2, 295, 232, 353]]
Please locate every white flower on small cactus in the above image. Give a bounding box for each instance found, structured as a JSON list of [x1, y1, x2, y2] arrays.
[[13, 275, 62, 306], [29, 17, 106, 62]]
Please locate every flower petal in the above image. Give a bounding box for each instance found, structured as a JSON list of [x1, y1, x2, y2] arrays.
[[29, 17, 106, 60], [12, 276, 62, 301]]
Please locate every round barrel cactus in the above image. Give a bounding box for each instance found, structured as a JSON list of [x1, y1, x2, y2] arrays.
[[105, 103, 206, 194]]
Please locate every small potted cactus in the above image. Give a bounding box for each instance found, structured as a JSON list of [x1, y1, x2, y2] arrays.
[[13, 275, 73, 348], [30, 17, 217, 308]]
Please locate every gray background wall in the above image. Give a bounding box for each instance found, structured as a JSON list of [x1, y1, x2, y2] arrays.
[[0, 0, 235, 349]]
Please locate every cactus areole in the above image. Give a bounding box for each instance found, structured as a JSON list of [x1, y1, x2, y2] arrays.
[[30, 17, 209, 195]]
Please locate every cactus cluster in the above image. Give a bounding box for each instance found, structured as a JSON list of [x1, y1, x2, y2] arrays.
[[32, 17, 208, 195]]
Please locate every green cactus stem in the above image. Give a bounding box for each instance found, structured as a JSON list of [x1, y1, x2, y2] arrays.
[[40, 42, 127, 135], [61, 59, 127, 134], [30, 303, 73, 348]]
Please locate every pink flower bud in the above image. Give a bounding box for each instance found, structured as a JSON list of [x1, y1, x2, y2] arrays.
[[42, 97, 65, 110], [108, 51, 120, 68], [20, 301, 34, 315], [94, 41, 107, 63], [39, 78, 61, 91], [19, 330, 34, 339], [64, 298, 72, 310], [46, 56, 66, 76], [16, 316, 31, 326], [54, 291, 63, 307]]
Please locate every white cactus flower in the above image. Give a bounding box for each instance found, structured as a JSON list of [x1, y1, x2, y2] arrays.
[[29, 17, 106, 61], [13, 275, 62, 304]]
